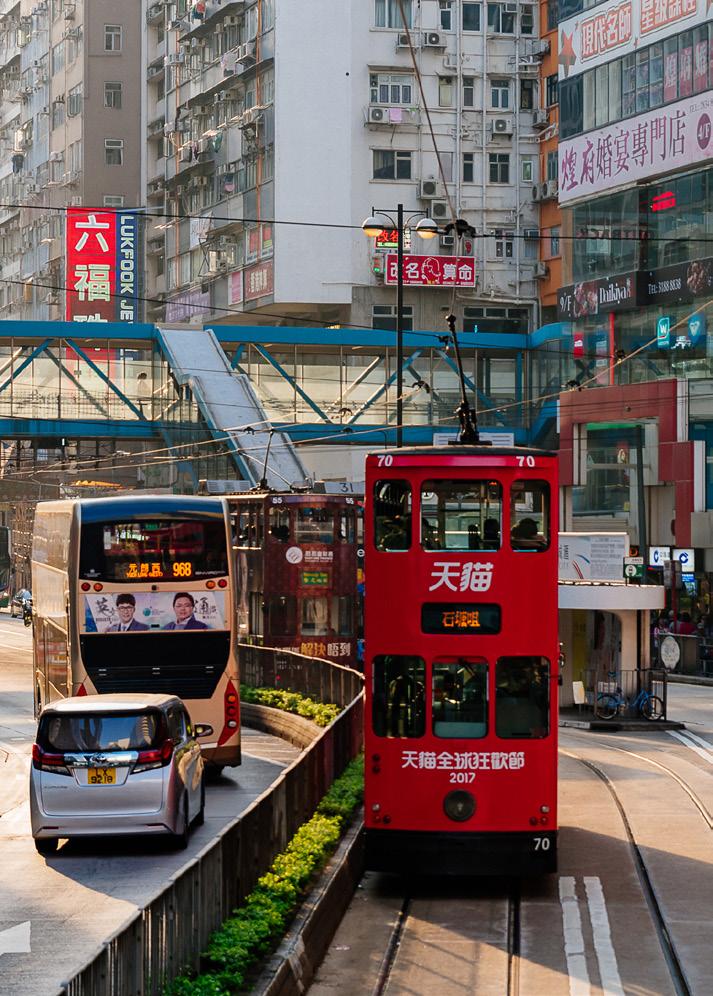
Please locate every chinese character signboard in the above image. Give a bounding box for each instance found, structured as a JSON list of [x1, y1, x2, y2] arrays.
[[165, 288, 210, 323], [244, 259, 273, 301], [558, 0, 702, 79], [385, 255, 476, 287], [66, 209, 143, 323], [559, 88, 713, 204]]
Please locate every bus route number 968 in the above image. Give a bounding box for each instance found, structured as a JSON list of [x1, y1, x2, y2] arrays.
[[172, 561, 193, 578]]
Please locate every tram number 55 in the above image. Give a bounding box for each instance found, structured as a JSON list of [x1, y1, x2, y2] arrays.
[[517, 455, 536, 468], [533, 836, 551, 851]]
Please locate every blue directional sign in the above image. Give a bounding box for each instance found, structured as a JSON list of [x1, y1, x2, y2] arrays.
[[688, 312, 706, 347], [656, 316, 671, 349]]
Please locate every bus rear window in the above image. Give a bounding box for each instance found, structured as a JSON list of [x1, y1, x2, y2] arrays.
[[79, 519, 228, 582]]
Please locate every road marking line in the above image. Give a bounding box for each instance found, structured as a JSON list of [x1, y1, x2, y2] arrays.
[[667, 730, 713, 765], [676, 729, 713, 753], [583, 877, 624, 996], [559, 876, 591, 996], [0, 921, 30, 957]]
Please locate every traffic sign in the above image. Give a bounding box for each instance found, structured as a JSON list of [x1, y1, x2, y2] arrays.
[[623, 557, 643, 580]]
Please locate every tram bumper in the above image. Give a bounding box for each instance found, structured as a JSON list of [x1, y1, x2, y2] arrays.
[[365, 828, 557, 876]]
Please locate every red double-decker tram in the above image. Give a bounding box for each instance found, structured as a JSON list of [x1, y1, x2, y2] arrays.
[[364, 445, 559, 876], [227, 493, 363, 669]]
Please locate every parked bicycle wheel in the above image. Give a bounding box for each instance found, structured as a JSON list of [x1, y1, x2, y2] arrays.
[[597, 694, 620, 720], [642, 695, 664, 721]]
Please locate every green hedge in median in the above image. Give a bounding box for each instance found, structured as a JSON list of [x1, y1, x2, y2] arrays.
[[239, 685, 341, 728], [166, 754, 364, 996]]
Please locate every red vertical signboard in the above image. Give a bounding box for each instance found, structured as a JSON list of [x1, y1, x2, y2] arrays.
[[66, 210, 118, 322]]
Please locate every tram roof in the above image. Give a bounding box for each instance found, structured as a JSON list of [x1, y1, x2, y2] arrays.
[[368, 445, 557, 458]]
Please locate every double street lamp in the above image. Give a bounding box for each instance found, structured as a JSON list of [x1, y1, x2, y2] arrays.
[[362, 204, 438, 447]]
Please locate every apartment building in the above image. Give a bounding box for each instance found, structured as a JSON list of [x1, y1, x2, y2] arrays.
[[145, 0, 550, 337], [0, 0, 142, 321], [535, 0, 560, 322]]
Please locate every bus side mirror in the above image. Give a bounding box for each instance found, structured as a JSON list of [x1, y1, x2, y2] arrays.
[[194, 723, 214, 738]]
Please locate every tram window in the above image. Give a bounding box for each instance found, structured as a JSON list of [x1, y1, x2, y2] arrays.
[[333, 595, 352, 636], [296, 507, 334, 544], [495, 657, 549, 738], [356, 503, 364, 545], [302, 595, 329, 636], [249, 591, 264, 637], [432, 660, 488, 739], [236, 505, 263, 548], [373, 655, 426, 738], [420, 480, 502, 551], [510, 481, 550, 551], [265, 595, 296, 637], [338, 509, 356, 543], [268, 507, 291, 543], [374, 481, 412, 551]]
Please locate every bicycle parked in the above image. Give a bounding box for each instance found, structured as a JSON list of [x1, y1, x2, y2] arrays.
[[597, 684, 664, 721]]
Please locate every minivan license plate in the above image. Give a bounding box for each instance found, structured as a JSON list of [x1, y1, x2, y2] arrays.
[[88, 767, 116, 785]]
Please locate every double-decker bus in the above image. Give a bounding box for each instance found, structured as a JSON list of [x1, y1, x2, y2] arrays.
[[31, 496, 240, 770], [227, 493, 363, 669], [364, 445, 558, 875]]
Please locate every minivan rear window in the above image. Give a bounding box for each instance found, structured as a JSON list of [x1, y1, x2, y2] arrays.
[[39, 711, 162, 752]]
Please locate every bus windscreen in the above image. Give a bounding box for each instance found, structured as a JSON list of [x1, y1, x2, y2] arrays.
[[79, 519, 229, 582]]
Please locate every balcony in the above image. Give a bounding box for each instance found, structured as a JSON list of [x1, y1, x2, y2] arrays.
[[147, 58, 164, 82], [147, 114, 166, 138], [146, 1, 163, 24]]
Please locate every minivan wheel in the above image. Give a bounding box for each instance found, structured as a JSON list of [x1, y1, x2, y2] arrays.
[[35, 837, 58, 856], [194, 780, 206, 827], [173, 796, 190, 850]]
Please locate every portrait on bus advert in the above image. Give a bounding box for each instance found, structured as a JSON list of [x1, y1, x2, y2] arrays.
[[82, 590, 227, 633]]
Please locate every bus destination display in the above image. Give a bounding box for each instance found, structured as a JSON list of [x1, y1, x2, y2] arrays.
[[421, 602, 501, 635], [124, 561, 193, 579]]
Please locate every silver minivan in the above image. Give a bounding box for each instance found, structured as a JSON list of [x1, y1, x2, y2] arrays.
[[30, 693, 210, 855]]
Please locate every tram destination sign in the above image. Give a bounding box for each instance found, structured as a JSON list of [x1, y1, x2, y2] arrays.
[[421, 602, 501, 635]]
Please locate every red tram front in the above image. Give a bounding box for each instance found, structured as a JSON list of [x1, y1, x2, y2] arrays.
[[364, 446, 558, 875], [228, 493, 363, 669]]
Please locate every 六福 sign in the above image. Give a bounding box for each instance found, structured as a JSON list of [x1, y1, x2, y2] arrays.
[[65, 209, 143, 323]]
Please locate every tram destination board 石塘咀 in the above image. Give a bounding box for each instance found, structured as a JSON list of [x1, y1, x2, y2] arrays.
[[421, 602, 501, 635]]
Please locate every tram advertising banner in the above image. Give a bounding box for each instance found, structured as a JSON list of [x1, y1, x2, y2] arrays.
[[82, 590, 227, 633], [65, 209, 143, 323]]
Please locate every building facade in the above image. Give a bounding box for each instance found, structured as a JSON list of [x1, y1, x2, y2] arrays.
[[145, 0, 550, 340], [0, 0, 142, 321]]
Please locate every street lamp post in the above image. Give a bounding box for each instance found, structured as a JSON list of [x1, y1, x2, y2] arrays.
[[362, 207, 438, 448]]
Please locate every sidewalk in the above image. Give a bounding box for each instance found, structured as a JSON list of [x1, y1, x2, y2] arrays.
[[559, 706, 685, 732], [668, 673, 713, 687]]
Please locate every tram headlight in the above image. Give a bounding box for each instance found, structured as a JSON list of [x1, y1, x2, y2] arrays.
[[443, 790, 476, 823]]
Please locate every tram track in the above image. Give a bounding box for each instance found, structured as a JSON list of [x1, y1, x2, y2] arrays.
[[562, 745, 694, 996], [506, 881, 521, 996]]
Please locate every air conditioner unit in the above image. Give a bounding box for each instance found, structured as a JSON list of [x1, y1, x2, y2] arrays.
[[166, 52, 185, 65], [532, 108, 548, 129], [396, 32, 410, 47], [492, 117, 513, 136], [420, 178, 443, 200], [196, 175, 209, 187], [532, 184, 541, 201], [196, 138, 209, 153], [224, 15, 240, 25], [534, 261, 549, 278], [70, 195, 82, 206], [524, 228, 540, 240], [531, 39, 550, 56], [430, 199, 449, 221], [546, 178, 559, 198], [424, 31, 445, 47], [368, 105, 387, 124], [180, 144, 192, 161], [236, 40, 256, 63], [440, 234, 455, 249], [504, 3, 517, 11]]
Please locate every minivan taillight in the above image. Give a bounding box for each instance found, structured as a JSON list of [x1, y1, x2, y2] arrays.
[[32, 744, 70, 775], [132, 738, 174, 774]]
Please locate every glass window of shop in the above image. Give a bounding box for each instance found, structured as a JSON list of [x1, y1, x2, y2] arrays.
[[572, 425, 645, 518], [645, 168, 711, 270], [571, 188, 639, 283], [561, 23, 713, 140]]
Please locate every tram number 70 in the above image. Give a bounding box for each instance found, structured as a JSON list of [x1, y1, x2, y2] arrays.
[[533, 836, 551, 851], [516, 455, 536, 468]]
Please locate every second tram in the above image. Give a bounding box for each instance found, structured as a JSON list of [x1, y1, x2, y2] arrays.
[[364, 445, 559, 875], [31, 495, 240, 769], [228, 492, 363, 669]]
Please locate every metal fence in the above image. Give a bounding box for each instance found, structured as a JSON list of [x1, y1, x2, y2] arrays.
[[59, 649, 364, 996], [584, 667, 668, 720]]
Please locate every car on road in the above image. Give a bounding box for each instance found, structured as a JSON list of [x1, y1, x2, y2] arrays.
[[30, 693, 211, 855]]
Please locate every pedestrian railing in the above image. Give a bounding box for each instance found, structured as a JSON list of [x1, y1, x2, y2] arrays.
[[58, 648, 364, 996]]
